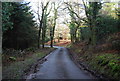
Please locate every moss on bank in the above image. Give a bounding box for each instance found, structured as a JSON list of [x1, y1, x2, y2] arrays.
[[86, 53, 120, 80], [69, 43, 120, 80]]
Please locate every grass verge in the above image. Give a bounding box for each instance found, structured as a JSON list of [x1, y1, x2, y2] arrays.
[[2, 47, 55, 79], [69, 43, 120, 80]]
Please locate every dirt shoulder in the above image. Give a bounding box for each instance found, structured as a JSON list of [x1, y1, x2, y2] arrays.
[[2, 47, 55, 79], [68, 42, 120, 81]]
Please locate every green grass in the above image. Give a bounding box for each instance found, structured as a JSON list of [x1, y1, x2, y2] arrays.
[[87, 53, 120, 80], [2, 48, 54, 79], [69, 44, 120, 80]]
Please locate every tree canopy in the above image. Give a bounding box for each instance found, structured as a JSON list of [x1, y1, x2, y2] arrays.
[[2, 2, 37, 49]]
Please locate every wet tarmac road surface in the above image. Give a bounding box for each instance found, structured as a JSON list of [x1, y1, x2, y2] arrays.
[[27, 47, 94, 79]]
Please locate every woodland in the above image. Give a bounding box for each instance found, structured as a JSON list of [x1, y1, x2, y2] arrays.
[[1, 0, 120, 80]]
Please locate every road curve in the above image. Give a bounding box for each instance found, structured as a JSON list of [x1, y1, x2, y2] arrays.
[[27, 47, 94, 79]]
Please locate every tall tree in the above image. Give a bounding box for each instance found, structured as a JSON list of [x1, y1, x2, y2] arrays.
[[65, 2, 83, 43], [2, 2, 37, 49], [36, 1, 51, 48], [42, 2, 51, 48], [50, 2, 60, 47], [82, 0, 102, 45]]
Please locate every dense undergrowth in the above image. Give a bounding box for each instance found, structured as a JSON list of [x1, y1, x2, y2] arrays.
[[2, 47, 55, 79], [69, 32, 120, 80]]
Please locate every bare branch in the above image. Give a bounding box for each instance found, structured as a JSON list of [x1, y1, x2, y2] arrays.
[[65, 2, 86, 22], [46, 3, 52, 16]]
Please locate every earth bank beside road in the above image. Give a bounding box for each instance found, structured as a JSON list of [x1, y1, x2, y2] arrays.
[[68, 42, 120, 81], [2, 47, 55, 79]]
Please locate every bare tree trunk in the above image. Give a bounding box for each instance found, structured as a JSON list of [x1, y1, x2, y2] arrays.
[[50, 29, 53, 47], [42, 15, 47, 48], [41, 2, 51, 48], [50, 30, 55, 47], [50, 25, 56, 47], [42, 28, 44, 48], [71, 34, 74, 43], [75, 25, 79, 43], [38, 26, 41, 48], [50, 37, 53, 47], [58, 36, 60, 42], [37, 9, 44, 48], [50, 2, 60, 47], [37, 2, 50, 48]]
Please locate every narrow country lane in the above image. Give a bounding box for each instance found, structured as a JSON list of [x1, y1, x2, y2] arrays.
[[27, 47, 94, 79]]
